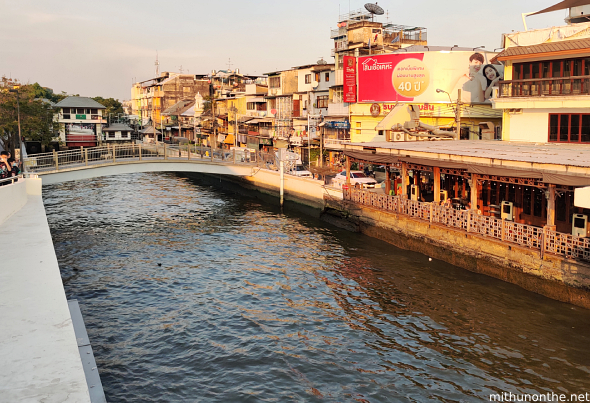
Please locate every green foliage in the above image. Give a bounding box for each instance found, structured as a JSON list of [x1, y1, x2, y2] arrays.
[[93, 96, 124, 117], [0, 84, 59, 153], [30, 83, 67, 103]]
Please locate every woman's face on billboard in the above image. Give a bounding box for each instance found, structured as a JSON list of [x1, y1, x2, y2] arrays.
[[484, 66, 498, 80]]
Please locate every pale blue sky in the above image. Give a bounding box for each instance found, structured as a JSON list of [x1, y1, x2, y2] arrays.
[[1, 0, 566, 100]]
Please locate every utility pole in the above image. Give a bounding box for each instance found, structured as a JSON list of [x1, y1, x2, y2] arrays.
[[8, 88, 22, 159], [456, 89, 462, 140]]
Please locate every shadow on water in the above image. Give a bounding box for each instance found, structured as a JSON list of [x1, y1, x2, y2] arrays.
[[43, 172, 590, 403]]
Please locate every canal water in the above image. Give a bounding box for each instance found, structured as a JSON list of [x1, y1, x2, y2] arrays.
[[44, 173, 590, 402]]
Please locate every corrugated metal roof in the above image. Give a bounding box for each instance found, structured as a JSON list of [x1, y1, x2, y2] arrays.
[[55, 96, 106, 109], [103, 123, 133, 132], [495, 38, 590, 61]]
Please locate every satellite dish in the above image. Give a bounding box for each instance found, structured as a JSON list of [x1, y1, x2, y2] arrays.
[[364, 2, 384, 21], [312, 81, 319, 88]]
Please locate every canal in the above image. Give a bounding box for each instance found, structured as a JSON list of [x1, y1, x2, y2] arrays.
[[44, 173, 590, 402]]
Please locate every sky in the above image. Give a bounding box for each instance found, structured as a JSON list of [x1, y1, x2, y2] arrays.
[[1, 0, 567, 100]]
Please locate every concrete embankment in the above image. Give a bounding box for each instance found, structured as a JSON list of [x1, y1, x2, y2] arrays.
[[324, 198, 590, 309], [0, 179, 91, 402], [191, 170, 590, 309]]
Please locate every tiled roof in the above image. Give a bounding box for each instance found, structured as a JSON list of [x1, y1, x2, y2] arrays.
[[54, 96, 106, 109], [103, 123, 133, 132], [495, 38, 590, 61]]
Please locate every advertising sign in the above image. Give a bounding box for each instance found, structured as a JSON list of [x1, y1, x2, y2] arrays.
[[343, 56, 357, 103], [357, 52, 503, 104]]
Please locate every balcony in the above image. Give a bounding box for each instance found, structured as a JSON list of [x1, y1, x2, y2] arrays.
[[327, 102, 349, 116], [499, 76, 590, 98]]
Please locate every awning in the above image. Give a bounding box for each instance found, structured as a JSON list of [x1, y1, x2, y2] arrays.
[[239, 116, 255, 123], [318, 122, 326, 127], [375, 104, 411, 130], [247, 97, 266, 103], [248, 119, 262, 124], [467, 165, 543, 178], [531, 0, 590, 15], [344, 150, 400, 164], [542, 172, 590, 186], [224, 134, 235, 145]]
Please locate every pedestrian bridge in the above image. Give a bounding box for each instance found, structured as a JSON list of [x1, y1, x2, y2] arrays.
[[23, 143, 264, 185]]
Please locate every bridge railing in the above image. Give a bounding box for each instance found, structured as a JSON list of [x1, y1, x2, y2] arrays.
[[23, 143, 273, 173]]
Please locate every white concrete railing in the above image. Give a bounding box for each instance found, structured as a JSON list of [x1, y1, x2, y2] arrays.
[[344, 188, 589, 263]]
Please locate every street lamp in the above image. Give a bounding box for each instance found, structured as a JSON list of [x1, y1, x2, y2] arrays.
[[8, 88, 22, 163], [436, 88, 461, 136]]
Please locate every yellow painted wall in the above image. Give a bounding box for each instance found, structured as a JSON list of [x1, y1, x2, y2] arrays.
[[349, 102, 501, 142]]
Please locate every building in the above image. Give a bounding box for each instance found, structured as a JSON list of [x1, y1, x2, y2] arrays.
[[102, 123, 134, 143], [161, 99, 195, 140], [131, 72, 209, 131], [491, 4, 590, 143], [350, 48, 504, 144], [325, 9, 428, 164], [54, 97, 106, 148]]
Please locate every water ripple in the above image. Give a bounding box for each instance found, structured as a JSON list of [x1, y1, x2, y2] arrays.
[[44, 173, 590, 402]]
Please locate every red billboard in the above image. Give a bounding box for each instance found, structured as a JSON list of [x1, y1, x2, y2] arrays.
[[357, 52, 503, 104], [343, 56, 357, 103]]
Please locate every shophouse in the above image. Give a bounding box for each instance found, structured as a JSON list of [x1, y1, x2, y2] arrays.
[[131, 72, 209, 131], [161, 99, 195, 141], [265, 69, 298, 142], [54, 97, 106, 148], [326, 8, 427, 165]]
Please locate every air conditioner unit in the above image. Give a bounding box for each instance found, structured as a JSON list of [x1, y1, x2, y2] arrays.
[[501, 201, 513, 221], [392, 131, 405, 142], [410, 184, 419, 201], [572, 214, 588, 237], [440, 190, 448, 203]]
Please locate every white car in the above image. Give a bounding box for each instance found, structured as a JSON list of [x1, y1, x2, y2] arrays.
[[288, 165, 313, 178], [332, 171, 378, 188]]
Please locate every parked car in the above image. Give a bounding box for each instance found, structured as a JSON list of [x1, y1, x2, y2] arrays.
[[288, 164, 313, 178], [332, 171, 378, 188]]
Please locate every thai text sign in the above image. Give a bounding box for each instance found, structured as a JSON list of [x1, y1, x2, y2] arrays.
[[357, 51, 503, 104], [343, 56, 357, 103]]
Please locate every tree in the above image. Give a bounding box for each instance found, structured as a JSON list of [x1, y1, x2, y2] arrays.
[[30, 83, 67, 103], [0, 84, 59, 155], [93, 97, 124, 118]]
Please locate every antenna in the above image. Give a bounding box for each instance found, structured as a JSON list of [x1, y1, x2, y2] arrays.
[[227, 58, 233, 71], [364, 2, 384, 21], [155, 51, 160, 77]]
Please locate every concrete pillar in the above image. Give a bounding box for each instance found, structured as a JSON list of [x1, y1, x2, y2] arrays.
[[345, 156, 351, 185], [434, 167, 441, 204], [401, 162, 408, 198], [471, 173, 478, 211], [385, 168, 391, 195], [547, 184, 556, 226]]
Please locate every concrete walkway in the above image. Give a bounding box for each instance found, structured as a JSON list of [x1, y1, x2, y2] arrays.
[[0, 179, 90, 402]]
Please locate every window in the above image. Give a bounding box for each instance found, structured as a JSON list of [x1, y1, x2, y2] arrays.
[[62, 108, 70, 114], [269, 77, 280, 88], [108, 132, 115, 138], [305, 74, 311, 84], [63, 114, 71, 120], [121, 132, 129, 138], [247, 102, 255, 110], [325, 72, 330, 82], [315, 72, 320, 82], [91, 109, 97, 115], [378, 130, 384, 136], [316, 95, 329, 108], [77, 108, 84, 114], [549, 114, 590, 143]]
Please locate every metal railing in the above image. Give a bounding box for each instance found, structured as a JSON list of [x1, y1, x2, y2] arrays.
[[23, 143, 276, 173], [499, 76, 590, 98], [343, 188, 589, 263]]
